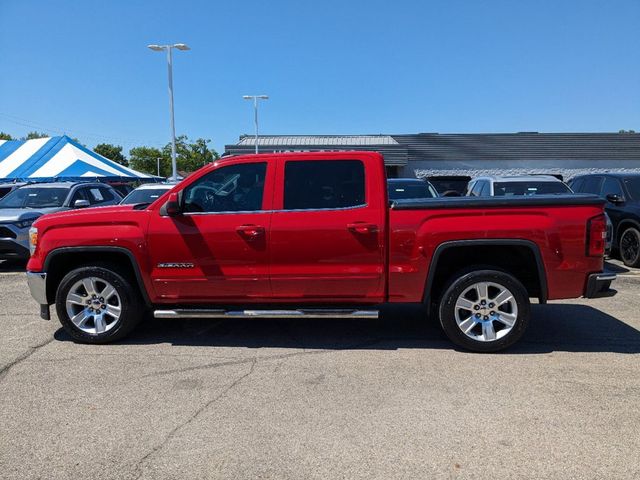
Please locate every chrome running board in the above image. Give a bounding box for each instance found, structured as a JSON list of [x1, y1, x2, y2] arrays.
[[153, 308, 379, 319]]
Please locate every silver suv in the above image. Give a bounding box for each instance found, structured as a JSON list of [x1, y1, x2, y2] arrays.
[[466, 175, 572, 197], [0, 182, 121, 261]]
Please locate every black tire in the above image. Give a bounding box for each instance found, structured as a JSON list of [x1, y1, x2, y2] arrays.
[[438, 269, 530, 353], [619, 227, 640, 268], [55, 265, 144, 344]]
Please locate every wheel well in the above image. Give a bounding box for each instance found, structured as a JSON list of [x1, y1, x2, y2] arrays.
[[425, 243, 545, 304], [616, 220, 640, 243], [45, 250, 146, 305]]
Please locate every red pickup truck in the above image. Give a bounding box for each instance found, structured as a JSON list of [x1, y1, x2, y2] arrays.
[[26, 152, 615, 352]]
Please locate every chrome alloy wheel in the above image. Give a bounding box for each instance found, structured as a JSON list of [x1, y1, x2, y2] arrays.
[[65, 277, 122, 334], [453, 281, 518, 342]]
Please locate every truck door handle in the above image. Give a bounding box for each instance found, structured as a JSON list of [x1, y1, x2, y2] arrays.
[[236, 224, 265, 240], [347, 222, 378, 234]]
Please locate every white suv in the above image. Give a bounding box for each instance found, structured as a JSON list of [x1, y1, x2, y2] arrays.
[[466, 175, 572, 197]]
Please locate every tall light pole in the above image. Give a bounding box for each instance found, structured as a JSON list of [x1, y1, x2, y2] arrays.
[[148, 43, 190, 181], [243, 95, 269, 153]]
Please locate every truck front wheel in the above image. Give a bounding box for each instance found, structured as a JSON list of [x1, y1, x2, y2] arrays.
[[55, 265, 143, 344], [438, 269, 530, 352]]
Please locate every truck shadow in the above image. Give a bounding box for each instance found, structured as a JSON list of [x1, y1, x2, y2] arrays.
[[57, 303, 640, 354], [604, 260, 631, 274]]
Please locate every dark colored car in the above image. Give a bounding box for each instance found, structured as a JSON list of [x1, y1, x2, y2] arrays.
[[387, 178, 439, 200], [569, 173, 640, 267]]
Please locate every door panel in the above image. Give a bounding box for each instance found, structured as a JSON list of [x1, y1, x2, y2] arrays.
[[146, 160, 274, 303], [269, 157, 385, 302]]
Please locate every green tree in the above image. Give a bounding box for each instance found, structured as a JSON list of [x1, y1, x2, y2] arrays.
[[94, 143, 128, 166], [129, 146, 167, 176], [161, 136, 219, 175], [0, 132, 13, 140], [23, 131, 49, 140], [129, 136, 219, 178]]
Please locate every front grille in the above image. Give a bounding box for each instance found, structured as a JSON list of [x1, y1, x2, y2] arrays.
[[0, 226, 16, 239]]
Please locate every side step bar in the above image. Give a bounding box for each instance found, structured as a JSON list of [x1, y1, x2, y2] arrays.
[[154, 308, 379, 319]]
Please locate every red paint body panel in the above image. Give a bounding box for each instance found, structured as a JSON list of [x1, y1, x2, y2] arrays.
[[388, 206, 603, 302], [27, 152, 605, 306]]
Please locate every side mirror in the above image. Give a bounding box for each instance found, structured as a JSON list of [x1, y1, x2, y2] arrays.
[[161, 192, 181, 217], [73, 199, 90, 208], [606, 193, 625, 205]]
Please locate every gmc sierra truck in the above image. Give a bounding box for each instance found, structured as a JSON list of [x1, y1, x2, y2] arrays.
[[26, 152, 616, 352]]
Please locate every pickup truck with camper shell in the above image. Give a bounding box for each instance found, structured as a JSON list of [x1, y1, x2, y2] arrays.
[[26, 152, 616, 352]]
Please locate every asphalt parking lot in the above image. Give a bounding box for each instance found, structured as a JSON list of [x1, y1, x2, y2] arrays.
[[1, 260, 639, 480]]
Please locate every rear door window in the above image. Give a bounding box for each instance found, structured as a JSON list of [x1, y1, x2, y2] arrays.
[[283, 160, 365, 210]]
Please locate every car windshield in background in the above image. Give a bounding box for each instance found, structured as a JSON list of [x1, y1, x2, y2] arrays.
[[493, 182, 571, 196], [623, 177, 640, 200], [0, 187, 69, 208], [388, 182, 438, 200], [121, 188, 171, 205]]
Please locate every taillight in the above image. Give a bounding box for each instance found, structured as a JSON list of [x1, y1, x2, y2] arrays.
[[586, 214, 606, 257]]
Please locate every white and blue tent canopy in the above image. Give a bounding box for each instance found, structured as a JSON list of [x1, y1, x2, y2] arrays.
[[0, 135, 161, 182]]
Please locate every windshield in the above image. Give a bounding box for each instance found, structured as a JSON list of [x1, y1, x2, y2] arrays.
[[493, 181, 571, 196], [623, 177, 640, 201], [0, 187, 69, 208], [388, 181, 438, 200], [121, 188, 171, 205]]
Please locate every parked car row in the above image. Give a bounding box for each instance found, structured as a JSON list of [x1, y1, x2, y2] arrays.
[[387, 174, 617, 255], [4, 173, 632, 268], [0, 181, 175, 261]]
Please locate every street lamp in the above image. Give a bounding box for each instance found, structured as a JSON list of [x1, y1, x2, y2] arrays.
[[148, 43, 190, 181], [243, 95, 269, 153]]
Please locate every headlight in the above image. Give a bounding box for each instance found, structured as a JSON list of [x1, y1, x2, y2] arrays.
[[14, 218, 36, 229], [29, 227, 38, 255]]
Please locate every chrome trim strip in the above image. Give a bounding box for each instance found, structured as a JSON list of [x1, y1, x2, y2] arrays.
[[183, 210, 271, 216], [154, 308, 379, 319], [272, 204, 368, 213], [181, 204, 369, 216], [26, 271, 47, 305], [595, 273, 616, 282]]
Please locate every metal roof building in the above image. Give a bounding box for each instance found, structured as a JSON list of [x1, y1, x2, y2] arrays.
[[228, 134, 409, 168], [225, 132, 640, 179]]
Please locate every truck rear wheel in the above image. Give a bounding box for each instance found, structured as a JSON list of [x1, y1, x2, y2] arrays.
[[438, 269, 530, 352], [55, 265, 143, 344]]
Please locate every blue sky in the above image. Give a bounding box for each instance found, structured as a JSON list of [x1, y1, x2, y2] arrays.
[[0, 0, 638, 154]]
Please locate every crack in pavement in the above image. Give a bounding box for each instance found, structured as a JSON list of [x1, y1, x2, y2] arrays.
[[0, 336, 55, 382], [140, 337, 394, 379], [132, 357, 258, 480]]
